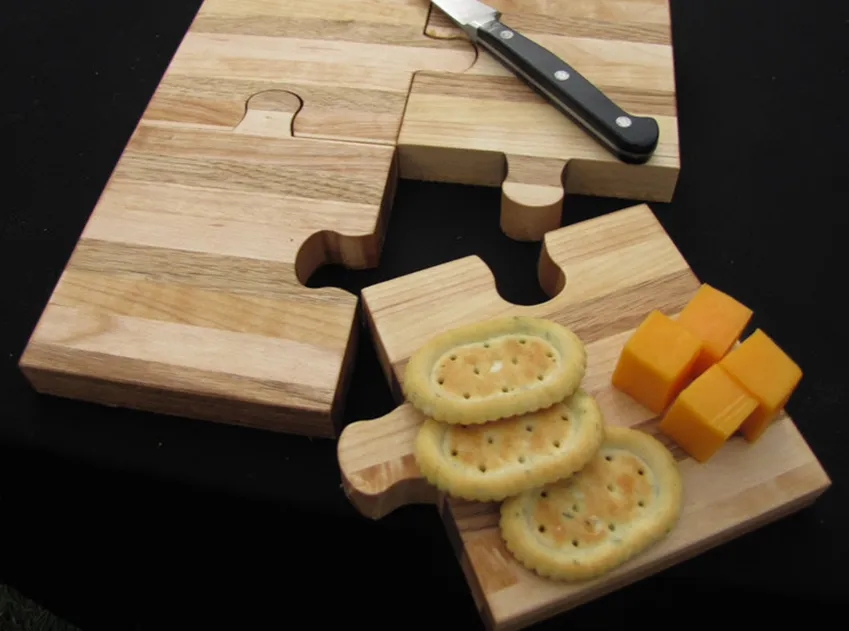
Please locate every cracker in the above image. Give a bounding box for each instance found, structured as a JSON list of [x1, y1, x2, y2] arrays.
[[414, 389, 604, 502], [403, 316, 587, 424], [500, 425, 682, 581]]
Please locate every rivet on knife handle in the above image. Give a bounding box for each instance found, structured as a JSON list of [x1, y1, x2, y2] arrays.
[[430, 0, 660, 164]]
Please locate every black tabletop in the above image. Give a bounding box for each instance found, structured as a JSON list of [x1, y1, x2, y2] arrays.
[[3, 1, 847, 629]]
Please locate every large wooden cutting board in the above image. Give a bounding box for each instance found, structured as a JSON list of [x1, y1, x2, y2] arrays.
[[400, 0, 680, 241], [338, 205, 830, 630], [20, 0, 682, 438], [18, 0, 473, 438]]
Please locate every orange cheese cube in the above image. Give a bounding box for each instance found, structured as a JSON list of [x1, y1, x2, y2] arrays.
[[676, 283, 753, 376], [611, 309, 702, 413], [658, 364, 759, 462], [719, 329, 802, 442]]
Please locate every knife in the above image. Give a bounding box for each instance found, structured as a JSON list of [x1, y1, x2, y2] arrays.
[[430, 0, 659, 164]]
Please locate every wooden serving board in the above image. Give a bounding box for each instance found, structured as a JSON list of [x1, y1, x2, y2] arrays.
[[20, 0, 681, 438], [338, 204, 830, 630], [399, 0, 680, 240]]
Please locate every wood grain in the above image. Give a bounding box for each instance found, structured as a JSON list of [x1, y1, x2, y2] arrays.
[[20, 0, 687, 438], [18, 0, 477, 437], [339, 204, 830, 629], [399, 0, 680, 240], [146, 0, 474, 143]]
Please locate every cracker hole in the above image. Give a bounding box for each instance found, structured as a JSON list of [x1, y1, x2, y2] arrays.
[[487, 436, 494, 445], [525, 425, 533, 432], [638, 468, 645, 476], [540, 491, 547, 498], [562, 512, 573, 519], [437, 378, 444, 385], [473, 367, 480, 375], [501, 386, 509, 393], [572, 504, 579, 512], [553, 440, 561, 448], [451, 449, 458, 457], [450, 355, 457, 361], [537, 374, 544, 381], [479, 465, 487, 473], [638, 500, 645, 507], [605, 455, 613, 462], [546, 352, 553, 358], [572, 539, 579, 547], [608, 523, 616, 532], [483, 342, 490, 348], [538, 525, 546, 533], [607, 484, 615, 492], [463, 392, 470, 399], [561, 414, 569, 422], [511, 357, 518, 365], [518, 456, 526, 464], [519, 339, 526, 344]]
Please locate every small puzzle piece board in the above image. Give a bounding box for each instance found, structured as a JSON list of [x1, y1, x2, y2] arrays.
[[400, 0, 680, 240], [339, 205, 830, 630], [18, 0, 473, 438]]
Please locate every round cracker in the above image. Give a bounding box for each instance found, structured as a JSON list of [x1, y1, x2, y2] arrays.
[[414, 389, 604, 502], [500, 425, 683, 581], [403, 316, 587, 424]]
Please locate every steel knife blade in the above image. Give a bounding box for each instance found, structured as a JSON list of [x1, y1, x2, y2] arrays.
[[429, 0, 659, 164]]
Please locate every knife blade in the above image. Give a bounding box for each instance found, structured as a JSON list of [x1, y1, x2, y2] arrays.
[[430, 0, 659, 164]]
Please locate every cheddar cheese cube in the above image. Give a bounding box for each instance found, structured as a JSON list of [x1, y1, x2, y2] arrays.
[[611, 310, 702, 413], [719, 329, 802, 442], [658, 364, 759, 462], [676, 283, 753, 376]]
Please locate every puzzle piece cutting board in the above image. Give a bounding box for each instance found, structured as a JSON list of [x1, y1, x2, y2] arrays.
[[400, 0, 680, 240], [338, 205, 830, 630], [18, 0, 473, 438], [20, 0, 682, 438]]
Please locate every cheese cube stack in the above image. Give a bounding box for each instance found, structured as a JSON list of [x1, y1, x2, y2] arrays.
[[612, 283, 803, 462]]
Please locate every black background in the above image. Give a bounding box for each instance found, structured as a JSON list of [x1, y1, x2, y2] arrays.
[[2, 1, 847, 629]]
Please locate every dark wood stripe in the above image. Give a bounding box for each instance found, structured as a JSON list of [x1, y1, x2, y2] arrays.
[[411, 74, 677, 117], [114, 151, 386, 205], [20, 345, 336, 437], [502, 13, 672, 46], [68, 240, 352, 305], [128, 123, 393, 164], [191, 15, 471, 49], [560, 269, 700, 345], [631, 417, 690, 462], [118, 126, 393, 205], [151, 75, 406, 116], [427, 4, 671, 45], [450, 499, 502, 533]]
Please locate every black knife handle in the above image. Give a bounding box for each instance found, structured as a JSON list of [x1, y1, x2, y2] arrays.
[[476, 19, 659, 164]]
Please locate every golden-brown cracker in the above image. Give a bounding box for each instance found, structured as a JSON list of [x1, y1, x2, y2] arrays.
[[414, 389, 604, 502], [402, 316, 586, 424], [500, 425, 682, 581]]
